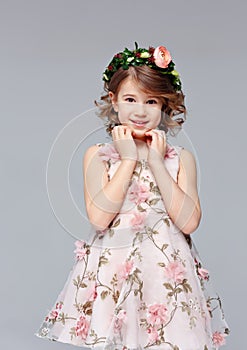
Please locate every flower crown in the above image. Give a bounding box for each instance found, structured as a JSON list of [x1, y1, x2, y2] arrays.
[[103, 42, 182, 92]]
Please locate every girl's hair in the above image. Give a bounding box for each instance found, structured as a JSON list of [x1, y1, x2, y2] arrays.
[[95, 65, 186, 137]]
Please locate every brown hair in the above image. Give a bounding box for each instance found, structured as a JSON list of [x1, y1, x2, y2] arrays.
[[95, 65, 187, 137]]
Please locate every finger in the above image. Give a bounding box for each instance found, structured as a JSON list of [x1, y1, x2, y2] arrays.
[[125, 127, 133, 138], [117, 125, 131, 140], [115, 125, 124, 140], [118, 124, 126, 134], [144, 130, 154, 141], [145, 130, 156, 145], [122, 125, 130, 135], [111, 126, 117, 140], [117, 125, 124, 138], [153, 130, 164, 138], [113, 125, 119, 139], [152, 131, 165, 148], [144, 130, 152, 137], [152, 132, 159, 147], [154, 131, 167, 155], [146, 137, 151, 147]]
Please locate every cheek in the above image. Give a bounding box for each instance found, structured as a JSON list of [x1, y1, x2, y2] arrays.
[[152, 109, 162, 122], [118, 104, 133, 116]]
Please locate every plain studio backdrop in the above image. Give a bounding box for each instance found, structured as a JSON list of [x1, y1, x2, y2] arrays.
[[1, 0, 246, 349]]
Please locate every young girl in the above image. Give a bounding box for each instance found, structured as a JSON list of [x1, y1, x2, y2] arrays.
[[35, 42, 229, 349]]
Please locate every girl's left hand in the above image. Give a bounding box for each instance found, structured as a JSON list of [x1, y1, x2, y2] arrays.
[[145, 129, 167, 165]]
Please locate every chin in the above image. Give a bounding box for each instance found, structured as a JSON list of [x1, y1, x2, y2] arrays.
[[130, 124, 150, 132]]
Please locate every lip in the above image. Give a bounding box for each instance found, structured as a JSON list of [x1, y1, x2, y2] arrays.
[[130, 119, 148, 127]]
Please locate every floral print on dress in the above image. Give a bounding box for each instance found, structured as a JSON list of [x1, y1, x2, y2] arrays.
[[74, 315, 90, 340], [35, 142, 230, 350], [164, 260, 186, 283], [212, 331, 227, 347], [97, 143, 121, 163], [130, 211, 147, 231], [165, 143, 177, 158], [128, 180, 151, 205]]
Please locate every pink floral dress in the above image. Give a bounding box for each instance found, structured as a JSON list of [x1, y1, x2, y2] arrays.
[[35, 142, 229, 350]]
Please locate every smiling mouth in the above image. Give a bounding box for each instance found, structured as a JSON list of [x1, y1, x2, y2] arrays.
[[130, 120, 148, 127]]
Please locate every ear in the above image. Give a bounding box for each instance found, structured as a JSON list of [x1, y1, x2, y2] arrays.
[[109, 91, 118, 112]]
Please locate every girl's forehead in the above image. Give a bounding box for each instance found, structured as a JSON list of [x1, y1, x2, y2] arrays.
[[118, 77, 154, 96]]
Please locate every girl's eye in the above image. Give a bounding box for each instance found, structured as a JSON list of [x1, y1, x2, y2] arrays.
[[125, 97, 135, 102], [147, 99, 158, 104]]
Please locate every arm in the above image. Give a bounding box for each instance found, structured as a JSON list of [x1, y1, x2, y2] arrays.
[[83, 144, 136, 231], [149, 148, 202, 235]]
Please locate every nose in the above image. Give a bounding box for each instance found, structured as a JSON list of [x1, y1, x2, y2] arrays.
[[134, 102, 147, 117]]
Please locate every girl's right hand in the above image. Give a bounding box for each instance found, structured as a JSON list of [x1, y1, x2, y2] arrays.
[[111, 125, 138, 162]]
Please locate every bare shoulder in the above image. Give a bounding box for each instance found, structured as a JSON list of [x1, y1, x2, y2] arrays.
[[179, 147, 197, 164], [178, 148, 197, 174], [83, 143, 108, 175], [83, 144, 105, 168], [177, 147, 201, 212], [178, 148, 197, 188], [83, 144, 101, 162]]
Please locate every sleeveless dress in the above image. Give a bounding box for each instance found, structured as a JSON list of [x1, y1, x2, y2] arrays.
[[35, 142, 230, 350]]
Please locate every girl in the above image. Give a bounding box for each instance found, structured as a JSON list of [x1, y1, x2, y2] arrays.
[[35, 42, 229, 349]]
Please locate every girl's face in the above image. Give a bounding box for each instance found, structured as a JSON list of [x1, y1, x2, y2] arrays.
[[109, 77, 163, 140]]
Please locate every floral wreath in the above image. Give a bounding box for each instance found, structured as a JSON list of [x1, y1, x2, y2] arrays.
[[103, 42, 182, 92]]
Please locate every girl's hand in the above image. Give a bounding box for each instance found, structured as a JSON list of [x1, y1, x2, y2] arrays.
[[144, 129, 167, 165], [111, 125, 138, 162]]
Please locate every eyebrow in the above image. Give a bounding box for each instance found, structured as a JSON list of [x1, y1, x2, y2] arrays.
[[122, 94, 158, 98]]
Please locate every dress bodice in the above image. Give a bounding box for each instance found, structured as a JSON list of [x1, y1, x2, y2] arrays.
[[96, 142, 184, 238]]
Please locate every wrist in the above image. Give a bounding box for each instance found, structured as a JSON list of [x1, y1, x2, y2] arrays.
[[120, 156, 137, 162], [120, 158, 137, 165], [148, 157, 164, 169]]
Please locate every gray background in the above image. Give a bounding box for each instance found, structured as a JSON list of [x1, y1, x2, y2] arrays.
[[1, 0, 246, 348]]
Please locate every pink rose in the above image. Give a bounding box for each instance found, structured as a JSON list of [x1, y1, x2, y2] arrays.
[[153, 46, 172, 69], [198, 267, 210, 281], [98, 143, 121, 164], [165, 144, 177, 159], [74, 240, 87, 260], [130, 211, 146, 231], [212, 331, 226, 347], [147, 303, 168, 326], [113, 309, 127, 334], [147, 326, 159, 343], [119, 259, 134, 280], [48, 310, 58, 320], [75, 315, 90, 340], [128, 180, 150, 204], [164, 260, 186, 283]]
